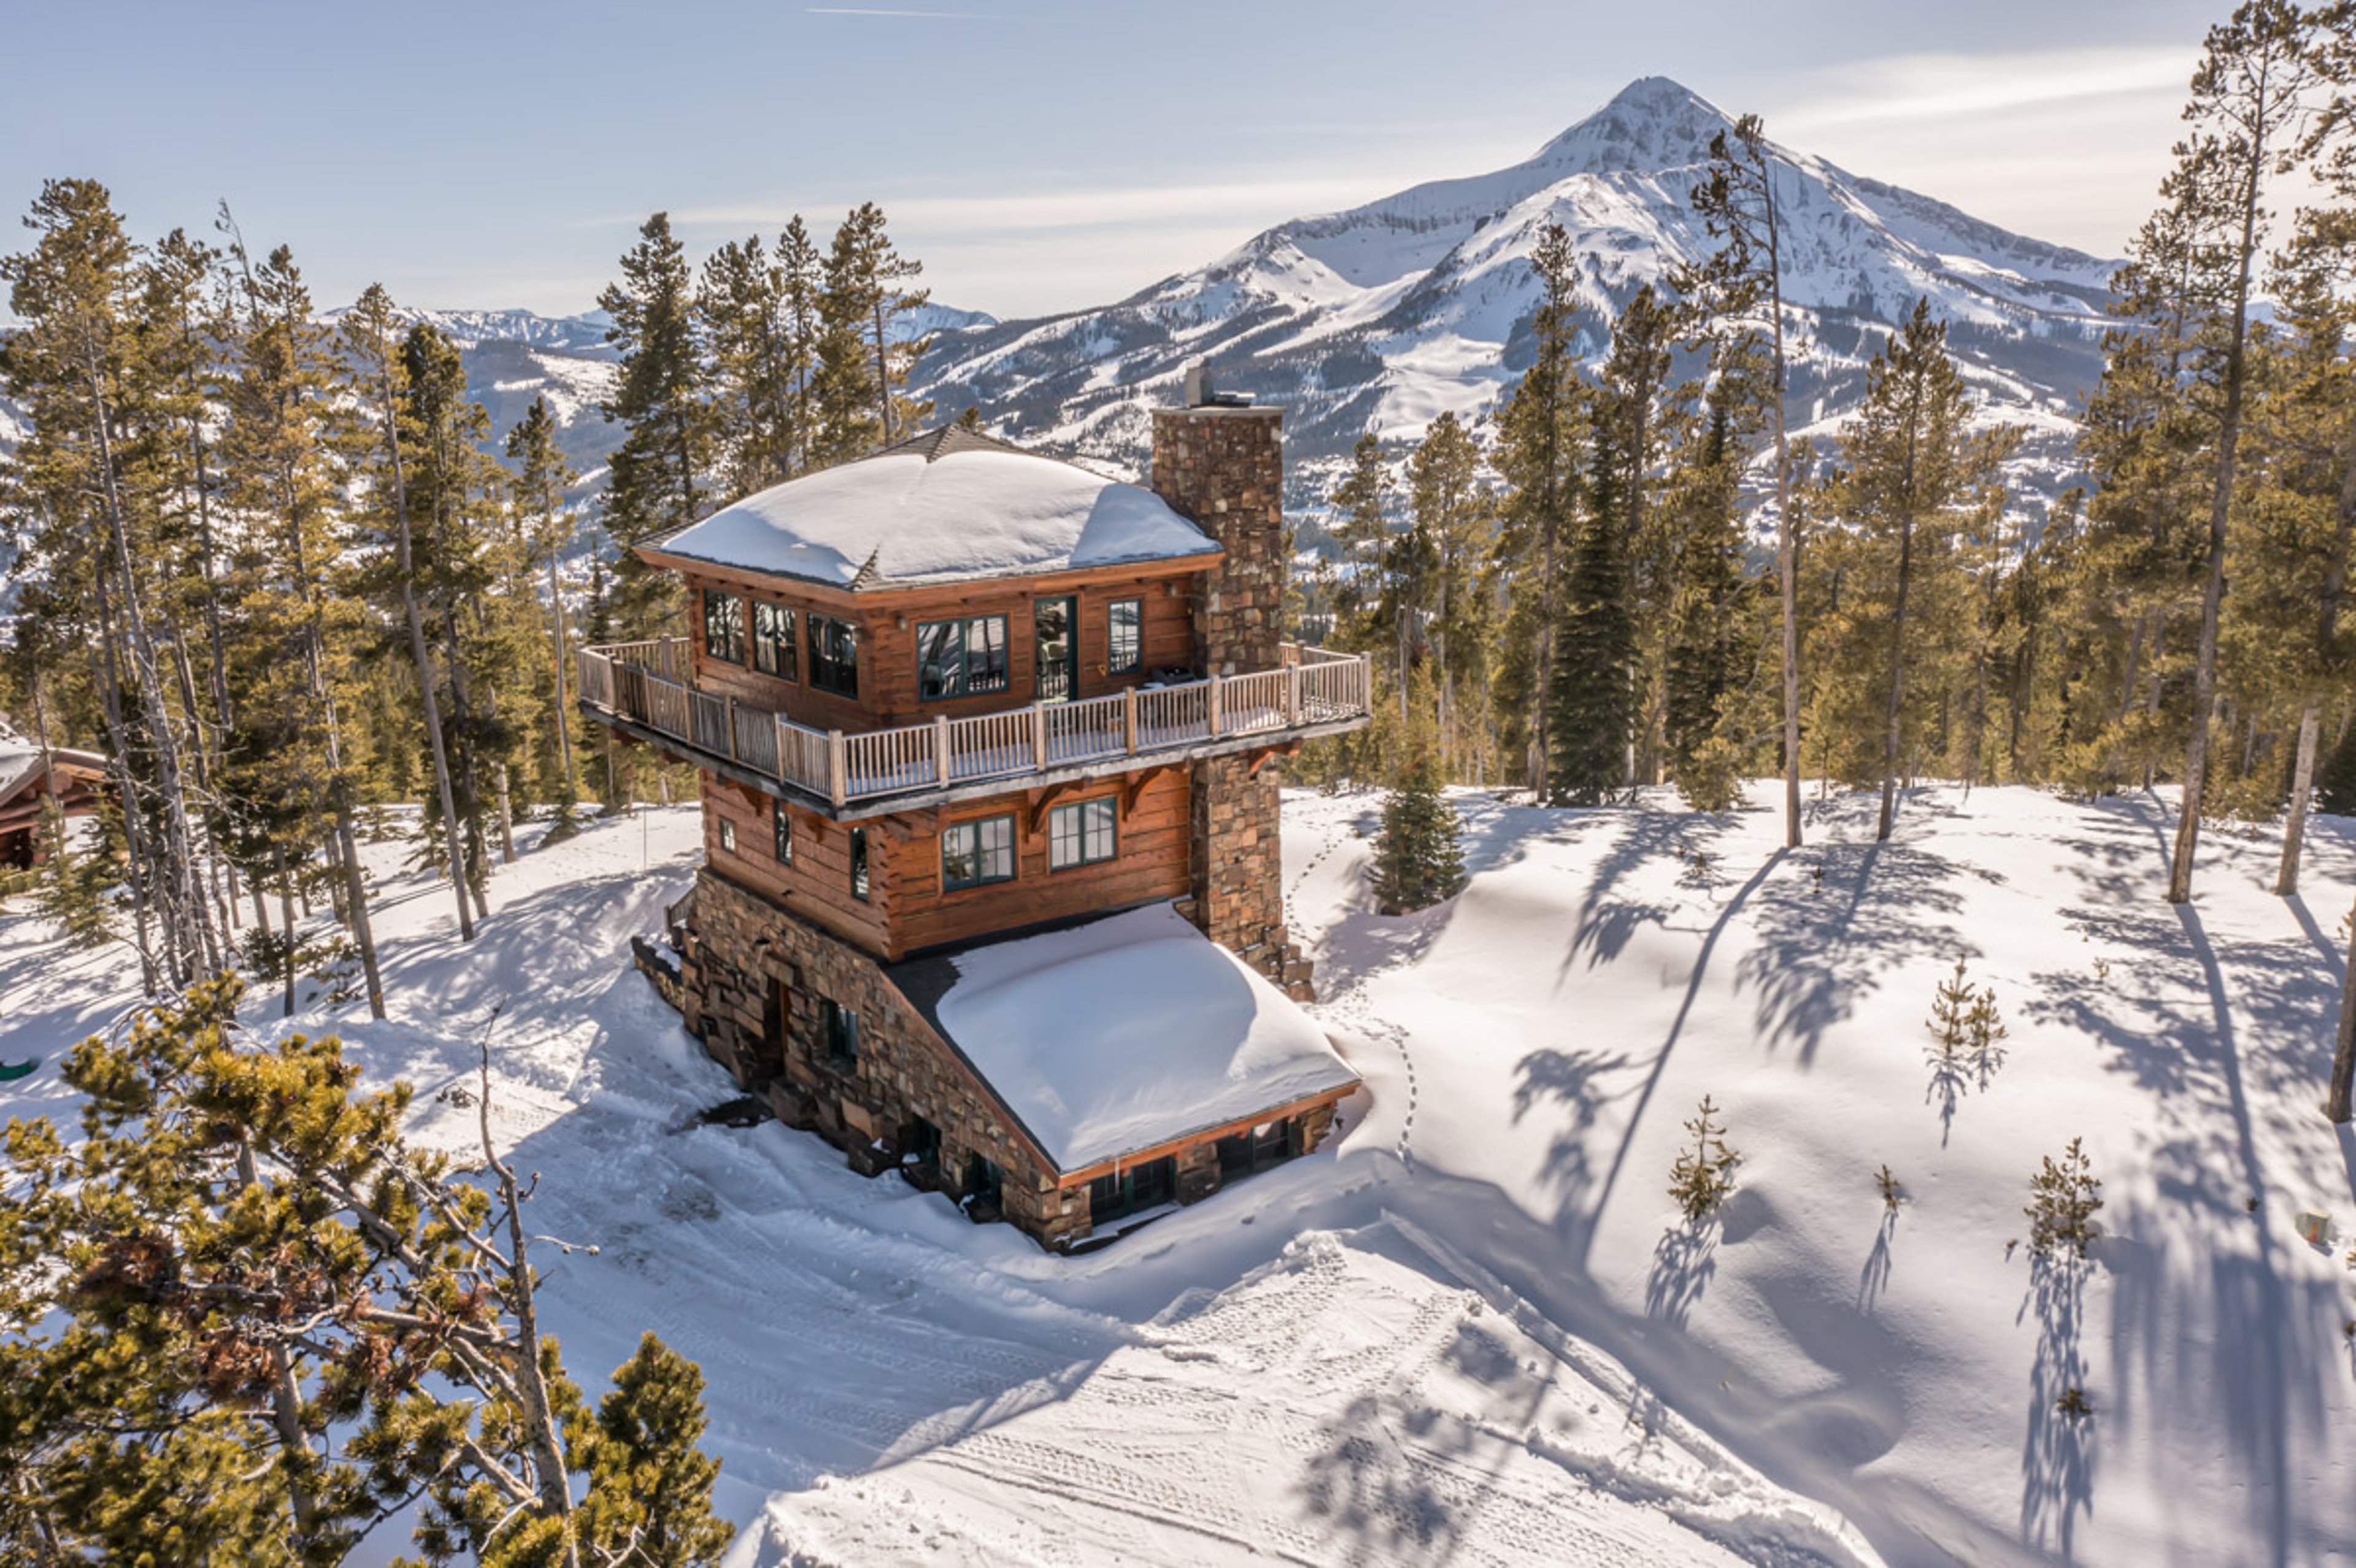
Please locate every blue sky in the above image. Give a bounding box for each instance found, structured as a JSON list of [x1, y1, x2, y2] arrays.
[[4, 1, 2224, 321]]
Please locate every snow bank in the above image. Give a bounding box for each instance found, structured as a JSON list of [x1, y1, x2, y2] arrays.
[[930, 903, 1357, 1170], [655, 448, 1218, 589]]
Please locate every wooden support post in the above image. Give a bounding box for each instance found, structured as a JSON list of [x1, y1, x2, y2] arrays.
[[776, 713, 794, 785], [934, 713, 952, 785], [1285, 664, 1301, 726], [1124, 688, 1139, 755], [725, 697, 740, 761], [828, 731, 847, 806], [1032, 705, 1048, 771], [1207, 677, 1223, 739]]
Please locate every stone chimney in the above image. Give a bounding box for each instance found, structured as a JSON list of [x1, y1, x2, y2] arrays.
[[1150, 369, 1285, 678], [1150, 370, 1314, 1001]]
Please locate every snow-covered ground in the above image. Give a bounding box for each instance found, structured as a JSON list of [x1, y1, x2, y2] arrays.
[[4, 782, 2353, 1566]]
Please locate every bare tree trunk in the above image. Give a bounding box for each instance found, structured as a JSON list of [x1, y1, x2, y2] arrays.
[[1762, 163, 1802, 849], [2279, 698, 2322, 896], [495, 763, 515, 864], [2331, 889, 2356, 1123], [547, 543, 582, 810], [274, 844, 297, 1020]]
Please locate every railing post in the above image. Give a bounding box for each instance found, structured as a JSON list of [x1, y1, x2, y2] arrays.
[[725, 697, 740, 761], [775, 713, 793, 784], [1359, 654, 1373, 713], [828, 730, 847, 806], [1123, 688, 1139, 755], [1206, 677, 1223, 739], [1031, 705, 1047, 771], [1285, 664, 1301, 726], [934, 713, 952, 784]]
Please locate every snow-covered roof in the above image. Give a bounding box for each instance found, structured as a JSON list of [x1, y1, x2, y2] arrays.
[[903, 902, 1358, 1172], [649, 425, 1222, 591]]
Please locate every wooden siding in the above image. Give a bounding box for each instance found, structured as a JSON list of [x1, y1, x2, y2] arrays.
[[684, 566, 1200, 732], [885, 767, 1195, 955], [700, 762, 1191, 961], [701, 772, 888, 955]]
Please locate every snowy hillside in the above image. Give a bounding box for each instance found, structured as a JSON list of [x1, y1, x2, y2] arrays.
[[6, 779, 2353, 1566], [912, 77, 2118, 523]]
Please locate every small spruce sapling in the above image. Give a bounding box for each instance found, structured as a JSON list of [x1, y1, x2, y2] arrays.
[[1874, 1163, 1904, 1210], [2057, 1386, 2092, 1420], [1925, 959, 2008, 1087], [2025, 1137, 2104, 1259], [1669, 1096, 1741, 1221]]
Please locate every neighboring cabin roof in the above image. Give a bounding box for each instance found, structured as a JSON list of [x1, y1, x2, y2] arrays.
[[888, 902, 1360, 1174], [649, 424, 1222, 592], [0, 734, 109, 805]]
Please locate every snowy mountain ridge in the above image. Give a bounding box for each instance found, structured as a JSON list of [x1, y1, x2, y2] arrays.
[[909, 76, 2122, 521]]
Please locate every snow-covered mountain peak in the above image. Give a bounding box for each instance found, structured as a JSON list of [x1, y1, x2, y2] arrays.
[[1528, 75, 1736, 177]]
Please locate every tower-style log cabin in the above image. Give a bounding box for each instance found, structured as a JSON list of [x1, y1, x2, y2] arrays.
[[577, 383, 1373, 1248]]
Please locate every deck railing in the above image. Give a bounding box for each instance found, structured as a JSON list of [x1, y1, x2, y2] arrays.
[[577, 636, 1371, 807]]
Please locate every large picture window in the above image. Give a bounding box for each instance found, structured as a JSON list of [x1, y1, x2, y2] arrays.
[[1048, 798, 1117, 870], [703, 588, 745, 664], [753, 601, 797, 679], [917, 615, 1010, 700], [808, 613, 859, 696], [941, 814, 1016, 891], [1108, 599, 1142, 674]]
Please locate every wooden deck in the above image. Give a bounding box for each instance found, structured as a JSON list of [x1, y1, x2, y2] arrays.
[[577, 637, 1372, 817]]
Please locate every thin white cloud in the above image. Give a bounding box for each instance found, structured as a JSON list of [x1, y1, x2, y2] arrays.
[[669, 177, 1361, 238], [1771, 45, 2193, 133], [804, 7, 996, 18]]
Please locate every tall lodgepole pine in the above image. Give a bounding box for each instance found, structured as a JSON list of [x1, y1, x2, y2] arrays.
[[2139, 1, 2322, 904], [1680, 115, 1802, 847], [507, 397, 584, 813], [345, 285, 475, 942]]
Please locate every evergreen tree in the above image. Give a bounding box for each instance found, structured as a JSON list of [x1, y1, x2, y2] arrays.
[[506, 397, 586, 823], [1404, 413, 1489, 772], [1662, 359, 1763, 810], [579, 1335, 734, 1567], [2119, 2, 2325, 904], [1679, 114, 1804, 848], [1493, 221, 1587, 788], [696, 233, 804, 496], [598, 212, 709, 632], [1371, 707, 1465, 913]]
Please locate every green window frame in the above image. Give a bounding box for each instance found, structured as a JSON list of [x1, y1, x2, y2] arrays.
[[1047, 797, 1117, 870], [941, 814, 1016, 891], [850, 827, 869, 902], [753, 601, 797, 679], [917, 615, 1010, 700], [703, 588, 745, 664], [772, 799, 793, 864], [1108, 599, 1142, 673], [808, 613, 859, 697], [822, 999, 859, 1067]]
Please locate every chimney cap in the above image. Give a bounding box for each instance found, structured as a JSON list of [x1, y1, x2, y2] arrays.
[[1180, 360, 1254, 410]]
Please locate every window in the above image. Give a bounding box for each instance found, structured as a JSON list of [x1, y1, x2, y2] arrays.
[[718, 817, 736, 854], [1108, 599, 1142, 673], [941, 814, 1016, 891], [1217, 1120, 1296, 1177], [822, 999, 859, 1067], [772, 799, 793, 864], [809, 613, 859, 696], [1088, 1156, 1176, 1223], [849, 827, 869, 901], [753, 601, 797, 679], [917, 615, 1010, 700], [1048, 798, 1117, 870], [703, 588, 745, 664]]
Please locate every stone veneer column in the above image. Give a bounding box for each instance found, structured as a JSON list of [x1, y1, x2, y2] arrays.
[[1151, 400, 1314, 1002]]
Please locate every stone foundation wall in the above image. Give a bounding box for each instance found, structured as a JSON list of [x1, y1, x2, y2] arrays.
[[683, 867, 1088, 1246]]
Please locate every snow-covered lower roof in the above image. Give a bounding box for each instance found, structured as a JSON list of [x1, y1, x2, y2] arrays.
[[904, 903, 1358, 1172], [649, 425, 1222, 591]]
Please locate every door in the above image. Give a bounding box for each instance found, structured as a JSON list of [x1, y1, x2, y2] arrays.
[[1034, 596, 1077, 703]]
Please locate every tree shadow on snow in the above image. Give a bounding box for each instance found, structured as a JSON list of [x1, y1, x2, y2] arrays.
[[1644, 1216, 1717, 1330], [1857, 1207, 1899, 1316], [1512, 1047, 1640, 1223], [2019, 1252, 2096, 1558]]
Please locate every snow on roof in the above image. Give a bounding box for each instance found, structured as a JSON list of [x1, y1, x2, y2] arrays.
[[651, 426, 1222, 590], [918, 903, 1358, 1172]]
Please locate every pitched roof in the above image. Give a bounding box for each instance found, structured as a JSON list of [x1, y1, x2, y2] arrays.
[[649, 426, 1221, 591], [887, 903, 1359, 1172]]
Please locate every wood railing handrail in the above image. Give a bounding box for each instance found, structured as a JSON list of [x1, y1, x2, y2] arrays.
[[576, 638, 1371, 804]]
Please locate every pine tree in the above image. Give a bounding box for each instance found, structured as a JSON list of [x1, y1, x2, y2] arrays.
[[1404, 413, 1488, 771], [1679, 114, 1804, 848], [1662, 359, 1761, 810], [1371, 717, 1465, 914], [2122, 2, 2325, 904], [579, 1335, 734, 1567], [1669, 1095, 1741, 1221], [1493, 221, 1587, 788], [2026, 1137, 2104, 1259], [599, 212, 709, 632], [696, 233, 803, 496], [506, 397, 586, 824]]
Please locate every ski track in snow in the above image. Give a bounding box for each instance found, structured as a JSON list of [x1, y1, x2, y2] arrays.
[[9, 784, 2356, 1567]]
